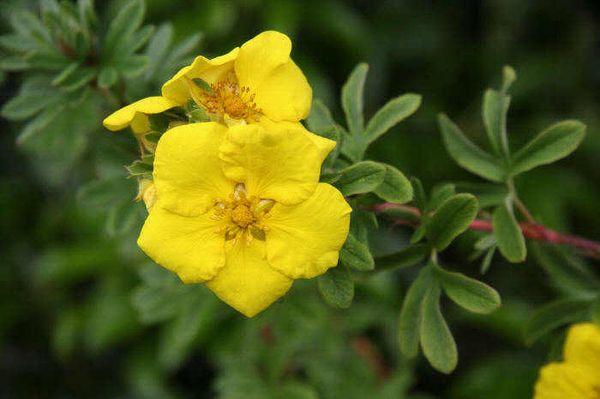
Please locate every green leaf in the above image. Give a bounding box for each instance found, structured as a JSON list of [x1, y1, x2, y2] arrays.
[[492, 201, 526, 263], [375, 244, 428, 271], [524, 299, 592, 345], [158, 293, 217, 371], [104, 0, 145, 59], [480, 246, 496, 275], [318, 265, 354, 308], [340, 233, 374, 271], [510, 120, 586, 176], [0, 57, 31, 71], [435, 267, 501, 314], [373, 163, 413, 204], [59, 67, 96, 91], [426, 193, 479, 251], [98, 66, 118, 89], [501, 65, 517, 92], [438, 114, 505, 182], [1, 77, 60, 121], [192, 77, 212, 92], [482, 89, 510, 157], [365, 93, 421, 143], [335, 161, 386, 196], [105, 201, 143, 237], [115, 55, 149, 78], [426, 183, 456, 213], [420, 283, 457, 374], [16, 105, 64, 145], [306, 99, 341, 166], [398, 266, 434, 358], [341, 63, 368, 134], [411, 177, 427, 211], [531, 244, 599, 298], [145, 24, 174, 78]]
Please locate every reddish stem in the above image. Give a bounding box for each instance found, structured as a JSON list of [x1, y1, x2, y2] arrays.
[[373, 203, 600, 260]]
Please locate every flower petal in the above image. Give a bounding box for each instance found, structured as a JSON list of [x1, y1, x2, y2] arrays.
[[161, 48, 239, 105], [206, 240, 292, 317], [219, 123, 324, 205], [154, 122, 234, 217], [258, 119, 336, 164], [534, 362, 599, 399], [235, 31, 311, 122], [138, 205, 226, 283], [564, 323, 600, 369], [265, 183, 351, 279], [103, 96, 179, 131]]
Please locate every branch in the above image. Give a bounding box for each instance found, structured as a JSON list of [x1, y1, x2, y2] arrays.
[[372, 203, 600, 260]]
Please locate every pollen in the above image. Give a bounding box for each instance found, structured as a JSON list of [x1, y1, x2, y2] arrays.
[[211, 183, 274, 244], [187, 74, 261, 123]]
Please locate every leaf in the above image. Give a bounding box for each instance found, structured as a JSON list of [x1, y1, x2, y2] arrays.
[[492, 201, 526, 263], [426, 183, 456, 213], [373, 163, 413, 203], [335, 161, 386, 196], [482, 89, 510, 157], [158, 292, 217, 371], [524, 299, 592, 345], [531, 243, 599, 298], [145, 24, 174, 78], [98, 66, 118, 88], [419, 284, 457, 374], [501, 65, 517, 92], [398, 266, 434, 358], [480, 246, 496, 275], [1, 77, 60, 121], [340, 233, 374, 271], [105, 201, 143, 237], [115, 55, 149, 78], [510, 120, 586, 176], [104, 0, 145, 60], [411, 177, 427, 211], [426, 193, 479, 251], [318, 265, 354, 308], [375, 244, 428, 271], [365, 93, 421, 143], [341, 63, 368, 134], [51, 62, 81, 86], [438, 114, 505, 182], [16, 105, 64, 145], [435, 266, 501, 314]]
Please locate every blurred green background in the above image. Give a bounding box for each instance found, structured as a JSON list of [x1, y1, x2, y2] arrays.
[[1, 0, 599, 397]]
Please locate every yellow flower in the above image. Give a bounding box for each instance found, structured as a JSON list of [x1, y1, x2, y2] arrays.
[[102, 30, 311, 131], [137, 122, 351, 317], [162, 30, 311, 124], [534, 323, 600, 399]]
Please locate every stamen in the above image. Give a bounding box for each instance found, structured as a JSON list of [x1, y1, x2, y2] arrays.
[[210, 183, 274, 244], [185, 75, 261, 123]]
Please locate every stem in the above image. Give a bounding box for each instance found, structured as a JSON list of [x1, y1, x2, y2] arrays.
[[372, 203, 600, 260], [507, 179, 536, 223]]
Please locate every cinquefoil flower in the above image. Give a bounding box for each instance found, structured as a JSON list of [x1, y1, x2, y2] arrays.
[[137, 122, 351, 317], [102, 30, 310, 131], [534, 323, 600, 399]]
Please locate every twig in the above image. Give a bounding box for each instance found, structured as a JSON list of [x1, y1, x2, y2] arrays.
[[372, 203, 600, 260]]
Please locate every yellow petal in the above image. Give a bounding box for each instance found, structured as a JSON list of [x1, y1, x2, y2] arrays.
[[564, 323, 600, 369], [219, 123, 324, 205], [206, 240, 292, 317], [102, 96, 179, 131], [258, 118, 336, 164], [235, 31, 311, 122], [161, 48, 239, 105], [154, 122, 234, 217], [137, 205, 226, 283], [534, 362, 599, 399], [265, 183, 351, 279]]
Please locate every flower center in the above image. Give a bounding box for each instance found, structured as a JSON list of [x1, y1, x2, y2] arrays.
[[231, 204, 255, 228], [211, 183, 274, 244], [187, 74, 261, 123]]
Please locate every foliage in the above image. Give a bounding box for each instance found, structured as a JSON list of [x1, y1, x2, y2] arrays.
[[1, 0, 599, 398]]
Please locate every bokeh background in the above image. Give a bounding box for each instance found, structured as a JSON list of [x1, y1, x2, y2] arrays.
[[1, 0, 599, 397]]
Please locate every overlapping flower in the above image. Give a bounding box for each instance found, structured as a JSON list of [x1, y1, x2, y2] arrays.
[[534, 323, 600, 399], [103, 31, 351, 316]]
